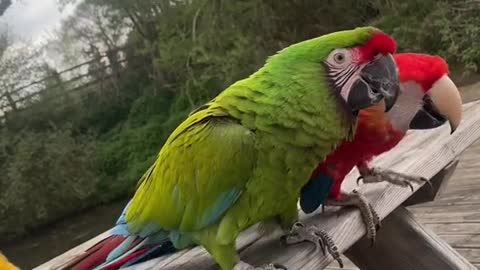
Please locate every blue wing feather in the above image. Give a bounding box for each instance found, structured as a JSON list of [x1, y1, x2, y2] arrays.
[[198, 188, 242, 229], [300, 173, 335, 214], [110, 200, 132, 236]]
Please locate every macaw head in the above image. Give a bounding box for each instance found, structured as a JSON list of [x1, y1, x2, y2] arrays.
[[394, 53, 462, 133], [269, 26, 400, 114]]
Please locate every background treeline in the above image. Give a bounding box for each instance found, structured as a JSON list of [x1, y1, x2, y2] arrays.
[[0, 0, 479, 240]]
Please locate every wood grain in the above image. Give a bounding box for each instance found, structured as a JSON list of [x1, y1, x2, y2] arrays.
[[345, 207, 476, 270]]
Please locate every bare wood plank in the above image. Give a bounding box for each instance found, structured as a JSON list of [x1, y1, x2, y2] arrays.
[[423, 222, 480, 234], [459, 81, 480, 103], [453, 248, 480, 264], [437, 234, 480, 249], [345, 207, 476, 270], [411, 201, 480, 208], [324, 256, 357, 270], [411, 203, 480, 214], [36, 101, 480, 270], [413, 213, 480, 224], [34, 230, 112, 270], [325, 242, 480, 270], [436, 184, 480, 195], [451, 166, 480, 176], [324, 257, 358, 270]]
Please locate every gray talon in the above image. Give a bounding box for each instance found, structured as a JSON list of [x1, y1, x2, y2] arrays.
[[359, 167, 428, 193], [257, 263, 287, 270], [327, 190, 380, 245], [282, 222, 343, 268], [234, 261, 287, 270]]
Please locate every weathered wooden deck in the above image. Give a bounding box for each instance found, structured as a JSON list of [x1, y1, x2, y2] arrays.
[[323, 82, 480, 270], [410, 141, 480, 268], [36, 96, 480, 270], [325, 135, 480, 270]]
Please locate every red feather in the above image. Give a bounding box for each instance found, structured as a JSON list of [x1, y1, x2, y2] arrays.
[[358, 32, 397, 63], [312, 53, 449, 200], [65, 235, 126, 270], [102, 249, 149, 270], [394, 53, 449, 91]]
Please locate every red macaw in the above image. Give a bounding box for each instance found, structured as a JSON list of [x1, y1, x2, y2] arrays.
[[300, 53, 463, 242]]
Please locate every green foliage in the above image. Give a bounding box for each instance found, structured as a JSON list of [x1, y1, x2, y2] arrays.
[[2, 0, 480, 240], [372, 0, 480, 73], [0, 127, 98, 239]]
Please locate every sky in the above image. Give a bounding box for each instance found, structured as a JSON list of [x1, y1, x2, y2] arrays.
[[0, 0, 80, 45]]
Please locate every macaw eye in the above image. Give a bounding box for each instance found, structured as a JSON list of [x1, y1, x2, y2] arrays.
[[333, 53, 346, 64], [325, 48, 352, 68]]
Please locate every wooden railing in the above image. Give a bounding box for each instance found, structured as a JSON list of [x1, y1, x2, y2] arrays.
[[0, 47, 128, 122], [34, 100, 480, 270]]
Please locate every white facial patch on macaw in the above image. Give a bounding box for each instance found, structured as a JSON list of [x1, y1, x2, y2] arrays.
[[324, 48, 365, 101], [387, 81, 425, 132]]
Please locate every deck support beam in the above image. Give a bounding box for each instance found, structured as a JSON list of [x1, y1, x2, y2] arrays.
[[344, 207, 476, 270], [403, 159, 459, 207]]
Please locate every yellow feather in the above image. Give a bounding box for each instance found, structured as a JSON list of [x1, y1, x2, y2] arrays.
[[0, 252, 19, 270]]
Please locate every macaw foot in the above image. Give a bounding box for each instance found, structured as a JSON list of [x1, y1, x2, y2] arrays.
[[326, 190, 380, 245], [280, 222, 343, 268], [357, 167, 430, 192], [234, 261, 287, 270]]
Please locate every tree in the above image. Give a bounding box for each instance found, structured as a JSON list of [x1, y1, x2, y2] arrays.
[[0, 43, 45, 111], [50, 1, 131, 65], [0, 0, 11, 17]]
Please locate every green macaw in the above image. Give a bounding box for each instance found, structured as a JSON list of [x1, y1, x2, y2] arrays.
[[125, 26, 400, 270]]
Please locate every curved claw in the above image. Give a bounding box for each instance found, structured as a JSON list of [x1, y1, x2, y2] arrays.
[[235, 262, 288, 270], [293, 222, 304, 229], [282, 222, 342, 267], [422, 177, 434, 190], [272, 263, 288, 270], [407, 182, 414, 192], [357, 175, 364, 185], [336, 257, 344, 268], [313, 231, 327, 255]]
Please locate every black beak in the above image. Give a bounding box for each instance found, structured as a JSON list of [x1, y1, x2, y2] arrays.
[[409, 95, 447, 130], [348, 54, 400, 113]]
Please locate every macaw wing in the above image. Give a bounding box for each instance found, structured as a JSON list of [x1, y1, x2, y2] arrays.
[[300, 173, 335, 214], [126, 109, 257, 233]]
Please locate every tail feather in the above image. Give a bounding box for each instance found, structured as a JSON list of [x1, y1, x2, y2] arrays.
[[69, 236, 127, 270], [58, 235, 125, 270], [121, 242, 176, 268], [60, 238, 106, 270], [61, 200, 176, 270], [102, 249, 149, 270], [93, 237, 146, 270], [95, 231, 172, 269], [105, 235, 138, 262]]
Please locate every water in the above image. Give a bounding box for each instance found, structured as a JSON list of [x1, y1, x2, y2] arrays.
[[1, 199, 129, 269]]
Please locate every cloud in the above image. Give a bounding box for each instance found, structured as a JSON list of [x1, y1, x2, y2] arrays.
[[0, 0, 79, 43]]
